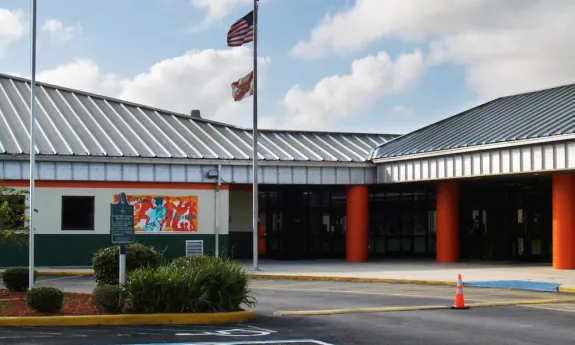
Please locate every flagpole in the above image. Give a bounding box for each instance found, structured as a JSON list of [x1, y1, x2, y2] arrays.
[[28, 0, 38, 289], [251, 0, 260, 271]]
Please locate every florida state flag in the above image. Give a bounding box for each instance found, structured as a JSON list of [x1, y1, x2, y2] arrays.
[[231, 70, 254, 102]]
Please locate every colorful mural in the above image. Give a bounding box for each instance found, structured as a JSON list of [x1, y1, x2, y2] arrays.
[[113, 195, 198, 232]]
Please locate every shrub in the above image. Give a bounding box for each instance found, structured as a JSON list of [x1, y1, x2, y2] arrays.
[[92, 284, 123, 314], [1, 267, 37, 292], [123, 256, 256, 314], [92, 242, 163, 286], [170, 255, 207, 268], [26, 287, 64, 313]]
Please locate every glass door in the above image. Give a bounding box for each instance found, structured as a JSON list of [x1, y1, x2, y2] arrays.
[[513, 208, 527, 260], [331, 213, 346, 258], [264, 191, 283, 259], [462, 209, 487, 260], [517, 208, 551, 262]]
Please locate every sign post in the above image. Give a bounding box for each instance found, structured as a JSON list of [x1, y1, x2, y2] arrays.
[[110, 192, 135, 285]]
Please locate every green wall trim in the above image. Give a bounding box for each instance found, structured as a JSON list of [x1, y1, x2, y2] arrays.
[[0, 234, 229, 267], [228, 232, 253, 259]]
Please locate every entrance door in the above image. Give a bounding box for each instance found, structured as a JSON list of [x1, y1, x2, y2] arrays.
[[265, 190, 308, 260], [526, 210, 551, 261], [514, 208, 550, 262], [462, 209, 487, 260], [330, 212, 347, 258], [513, 208, 527, 260]]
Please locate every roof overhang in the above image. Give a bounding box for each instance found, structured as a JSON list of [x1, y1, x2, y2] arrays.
[[376, 136, 575, 184], [0, 153, 376, 169], [372, 133, 575, 164]]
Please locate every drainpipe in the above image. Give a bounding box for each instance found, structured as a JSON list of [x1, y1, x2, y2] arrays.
[[214, 164, 222, 257]]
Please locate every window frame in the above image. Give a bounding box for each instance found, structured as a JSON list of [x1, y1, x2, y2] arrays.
[[61, 195, 96, 231]]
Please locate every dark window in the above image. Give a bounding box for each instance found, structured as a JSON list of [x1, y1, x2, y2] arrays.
[[61, 196, 95, 230]]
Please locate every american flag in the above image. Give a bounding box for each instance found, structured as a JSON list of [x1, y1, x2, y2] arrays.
[[227, 10, 254, 47]]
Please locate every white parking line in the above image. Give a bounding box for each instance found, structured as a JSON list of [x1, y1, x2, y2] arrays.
[[127, 340, 333, 345]]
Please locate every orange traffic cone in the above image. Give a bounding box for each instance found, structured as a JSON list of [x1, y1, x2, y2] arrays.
[[451, 273, 470, 309]]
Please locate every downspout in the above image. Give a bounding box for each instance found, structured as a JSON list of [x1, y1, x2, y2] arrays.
[[214, 164, 222, 257]]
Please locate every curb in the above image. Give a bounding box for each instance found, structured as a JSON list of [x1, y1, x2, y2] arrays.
[[0, 309, 254, 327], [36, 271, 94, 276], [558, 286, 575, 294], [246, 273, 457, 286], [274, 298, 575, 316], [274, 305, 449, 316]]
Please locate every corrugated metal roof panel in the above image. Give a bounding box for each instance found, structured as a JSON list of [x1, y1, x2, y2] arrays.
[[0, 73, 397, 163], [373, 83, 575, 159]]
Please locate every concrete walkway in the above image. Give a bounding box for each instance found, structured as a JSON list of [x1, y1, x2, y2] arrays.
[[241, 259, 575, 292], [7, 259, 575, 292]]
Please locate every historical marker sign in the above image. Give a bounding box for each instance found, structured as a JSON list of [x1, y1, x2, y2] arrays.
[[110, 192, 135, 244]]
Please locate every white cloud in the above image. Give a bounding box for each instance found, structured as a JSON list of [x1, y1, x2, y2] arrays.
[[35, 47, 270, 127], [292, 0, 575, 99], [278, 49, 424, 130], [190, 0, 252, 24], [0, 8, 25, 57], [291, 0, 515, 59], [41, 19, 82, 44], [427, 2, 575, 99]]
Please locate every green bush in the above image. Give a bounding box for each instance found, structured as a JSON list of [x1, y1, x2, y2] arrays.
[[92, 242, 163, 286], [123, 256, 256, 314], [170, 255, 208, 268], [92, 284, 123, 314], [26, 287, 64, 313], [1, 267, 38, 292]]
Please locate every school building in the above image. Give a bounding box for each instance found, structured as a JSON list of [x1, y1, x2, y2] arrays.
[[0, 73, 574, 269]]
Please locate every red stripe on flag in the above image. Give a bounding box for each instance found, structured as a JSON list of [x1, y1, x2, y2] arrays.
[[231, 71, 254, 102], [226, 13, 254, 47]]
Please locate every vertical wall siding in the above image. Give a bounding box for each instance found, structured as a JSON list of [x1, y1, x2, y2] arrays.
[[0, 160, 378, 185], [378, 140, 575, 183]]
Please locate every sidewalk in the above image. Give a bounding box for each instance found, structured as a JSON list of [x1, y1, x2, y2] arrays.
[[240, 259, 575, 292], [6, 259, 575, 293]]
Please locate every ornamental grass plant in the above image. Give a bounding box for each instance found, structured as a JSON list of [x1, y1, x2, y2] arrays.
[[122, 255, 255, 314]]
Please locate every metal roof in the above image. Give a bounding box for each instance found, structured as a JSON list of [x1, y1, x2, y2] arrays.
[[0, 74, 396, 163], [372, 83, 575, 159]]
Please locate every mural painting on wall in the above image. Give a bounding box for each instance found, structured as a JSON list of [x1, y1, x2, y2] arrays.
[[113, 195, 199, 232]]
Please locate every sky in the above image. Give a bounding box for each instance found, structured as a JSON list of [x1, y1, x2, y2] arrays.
[[1, 0, 574, 135]]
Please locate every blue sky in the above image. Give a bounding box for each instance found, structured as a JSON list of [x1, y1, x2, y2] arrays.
[[1, 0, 573, 134]]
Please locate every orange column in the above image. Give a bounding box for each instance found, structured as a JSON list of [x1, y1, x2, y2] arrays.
[[436, 182, 460, 263], [552, 174, 575, 269], [346, 185, 369, 263]]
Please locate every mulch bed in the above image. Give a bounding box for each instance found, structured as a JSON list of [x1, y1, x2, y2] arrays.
[[0, 289, 101, 317]]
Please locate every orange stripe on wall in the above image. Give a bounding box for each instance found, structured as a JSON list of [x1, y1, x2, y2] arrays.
[[0, 180, 228, 190]]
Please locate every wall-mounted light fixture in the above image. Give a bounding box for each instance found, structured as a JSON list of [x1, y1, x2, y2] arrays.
[[206, 170, 219, 178]]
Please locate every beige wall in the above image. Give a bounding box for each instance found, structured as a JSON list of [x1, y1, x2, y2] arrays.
[[20, 187, 229, 235], [229, 190, 252, 232]]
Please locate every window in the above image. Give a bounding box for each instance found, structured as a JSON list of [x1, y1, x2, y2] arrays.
[[61, 196, 95, 230]]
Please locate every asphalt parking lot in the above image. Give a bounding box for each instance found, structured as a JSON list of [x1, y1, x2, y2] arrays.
[[1, 276, 575, 344]]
